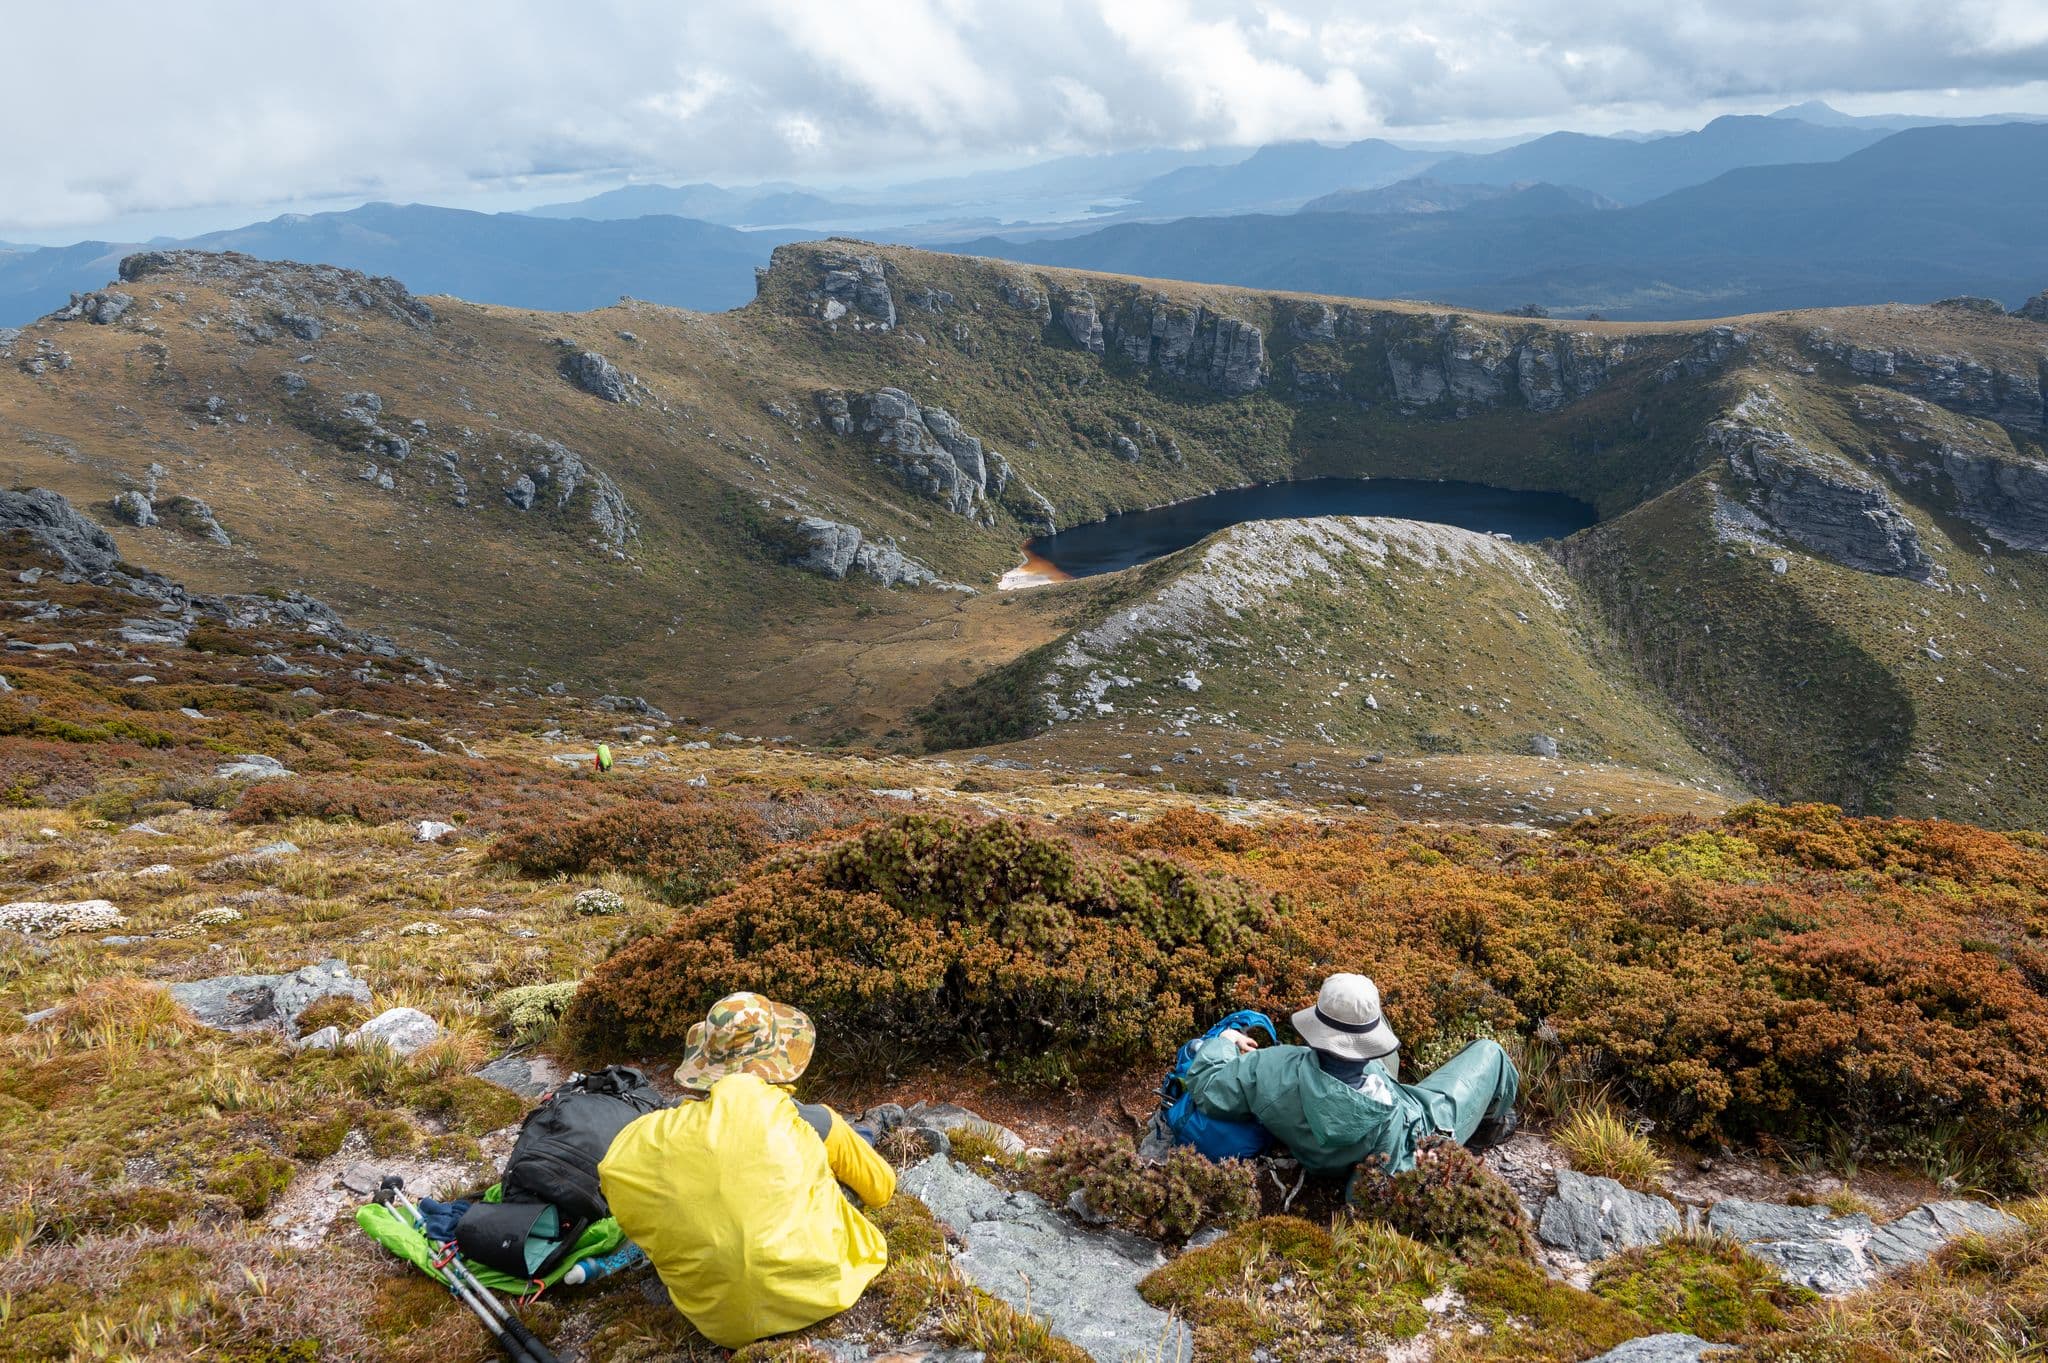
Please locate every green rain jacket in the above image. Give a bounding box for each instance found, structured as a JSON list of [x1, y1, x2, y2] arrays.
[[1182, 1037, 1438, 1174]]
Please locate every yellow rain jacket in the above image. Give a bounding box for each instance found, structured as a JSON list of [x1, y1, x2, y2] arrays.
[[597, 1073, 894, 1347]]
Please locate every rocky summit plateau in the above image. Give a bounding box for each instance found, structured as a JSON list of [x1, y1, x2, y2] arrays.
[[6, 231, 2048, 1363], [6, 239, 2048, 825]]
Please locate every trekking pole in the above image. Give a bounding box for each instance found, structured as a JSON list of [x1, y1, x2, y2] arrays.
[[376, 1177, 559, 1363]]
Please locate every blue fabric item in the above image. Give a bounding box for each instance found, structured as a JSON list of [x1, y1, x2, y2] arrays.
[[1157, 1010, 1282, 1161], [416, 1196, 470, 1242]]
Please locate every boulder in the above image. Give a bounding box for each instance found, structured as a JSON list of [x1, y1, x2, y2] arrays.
[[559, 350, 634, 403], [347, 1006, 443, 1057], [298, 1026, 342, 1051], [1529, 734, 1560, 758], [217, 754, 294, 781], [475, 1053, 569, 1098], [898, 1156, 1191, 1363], [1583, 1337, 1733, 1363], [157, 495, 231, 547], [169, 958, 371, 1033], [110, 490, 157, 526], [415, 820, 458, 843], [1537, 1169, 1682, 1262], [785, 517, 864, 579]]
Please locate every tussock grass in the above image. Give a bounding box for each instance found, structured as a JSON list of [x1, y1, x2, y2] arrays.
[[1555, 1104, 1672, 1192]]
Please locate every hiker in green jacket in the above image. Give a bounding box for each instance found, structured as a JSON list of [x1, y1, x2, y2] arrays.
[[1180, 973, 1519, 1177]]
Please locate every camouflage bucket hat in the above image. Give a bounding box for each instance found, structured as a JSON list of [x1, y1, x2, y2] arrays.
[[674, 991, 816, 1092]]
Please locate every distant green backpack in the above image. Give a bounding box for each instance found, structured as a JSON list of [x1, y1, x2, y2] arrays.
[[594, 742, 614, 773]]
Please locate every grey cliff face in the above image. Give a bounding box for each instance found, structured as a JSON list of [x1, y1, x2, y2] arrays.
[[1713, 399, 1933, 580], [1104, 294, 1266, 396]]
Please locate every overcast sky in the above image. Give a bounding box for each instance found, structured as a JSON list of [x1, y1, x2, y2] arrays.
[[4, 0, 2046, 243]]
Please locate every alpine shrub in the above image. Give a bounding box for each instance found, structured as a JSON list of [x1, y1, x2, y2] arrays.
[[1346, 1138, 1531, 1261], [491, 801, 769, 904], [566, 814, 1277, 1077], [1036, 1132, 1256, 1243]]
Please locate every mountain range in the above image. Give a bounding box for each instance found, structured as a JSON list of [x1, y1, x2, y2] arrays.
[[966, 123, 2048, 318], [2, 107, 2045, 330]]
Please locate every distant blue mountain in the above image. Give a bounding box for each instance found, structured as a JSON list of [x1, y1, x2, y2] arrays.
[[1768, 99, 2048, 131], [958, 123, 2048, 319], [1128, 139, 1446, 214], [0, 202, 807, 326], [1438, 114, 1890, 203], [529, 182, 880, 225]]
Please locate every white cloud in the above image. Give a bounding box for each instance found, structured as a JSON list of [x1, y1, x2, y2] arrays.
[[0, 0, 2042, 237]]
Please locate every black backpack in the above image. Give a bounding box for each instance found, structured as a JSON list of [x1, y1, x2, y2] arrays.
[[499, 1065, 667, 1222]]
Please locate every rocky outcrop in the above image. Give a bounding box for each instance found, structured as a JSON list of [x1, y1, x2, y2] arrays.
[[777, 515, 950, 589], [1934, 444, 2048, 550], [1104, 294, 1265, 396], [899, 1155, 1192, 1363], [998, 279, 1050, 318], [558, 349, 635, 404], [1932, 295, 2005, 315], [846, 387, 988, 520], [498, 433, 635, 554], [785, 516, 863, 579], [1713, 394, 1934, 580], [1658, 326, 1751, 383], [813, 249, 895, 327], [1055, 288, 1105, 354], [1, 487, 124, 577], [169, 959, 372, 1035], [1807, 329, 2044, 432], [117, 250, 435, 328], [56, 290, 135, 325], [818, 387, 1048, 530], [2018, 290, 2048, 323]]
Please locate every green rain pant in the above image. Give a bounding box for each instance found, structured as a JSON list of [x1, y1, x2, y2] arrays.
[[1405, 1039, 1519, 1146]]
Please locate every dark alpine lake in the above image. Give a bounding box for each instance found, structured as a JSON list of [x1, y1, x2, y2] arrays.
[[1026, 477, 1598, 581]]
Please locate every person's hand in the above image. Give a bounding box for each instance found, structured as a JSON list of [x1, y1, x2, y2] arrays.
[[1218, 1028, 1258, 1053]]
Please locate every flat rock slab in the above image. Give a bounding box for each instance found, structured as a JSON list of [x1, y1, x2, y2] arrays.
[[902, 1101, 1028, 1155], [1584, 1335, 1734, 1363], [1538, 1169, 1682, 1262], [1709, 1197, 2021, 1295], [169, 957, 369, 1033], [475, 1054, 567, 1098], [899, 1155, 1190, 1363]]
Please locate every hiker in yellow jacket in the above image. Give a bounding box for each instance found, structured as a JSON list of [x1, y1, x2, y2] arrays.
[[598, 992, 894, 1347]]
